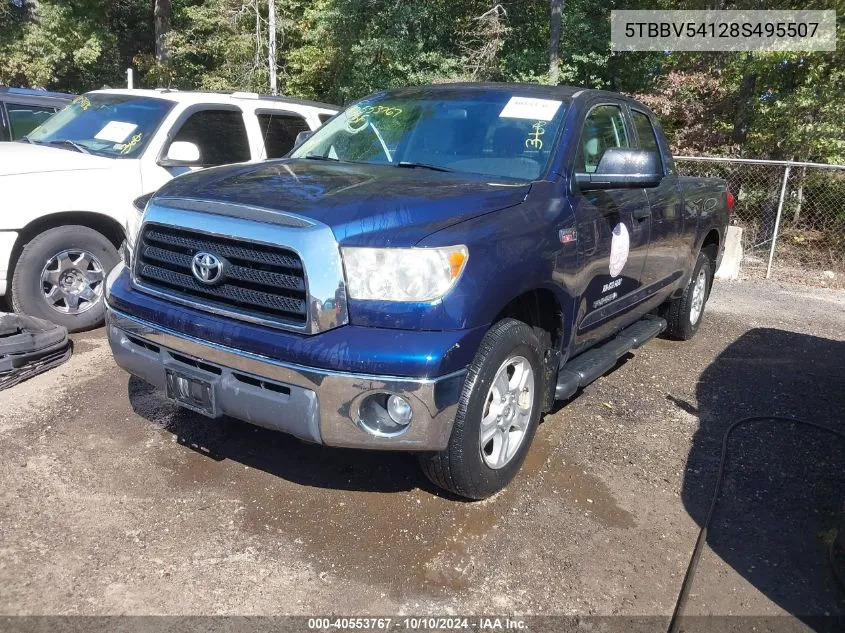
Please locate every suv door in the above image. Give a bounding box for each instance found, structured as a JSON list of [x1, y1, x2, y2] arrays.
[[142, 106, 251, 194], [168, 108, 251, 167], [630, 107, 684, 293], [571, 102, 651, 351]]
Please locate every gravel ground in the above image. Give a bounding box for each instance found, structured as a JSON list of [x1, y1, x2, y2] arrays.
[[0, 279, 843, 625]]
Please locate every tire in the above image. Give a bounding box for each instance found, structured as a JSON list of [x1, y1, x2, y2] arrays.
[[11, 225, 119, 333], [662, 250, 713, 341], [419, 318, 545, 500]]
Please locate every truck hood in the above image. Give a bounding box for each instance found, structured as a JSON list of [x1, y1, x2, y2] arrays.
[[0, 142, 114, 176], [154, 158, 531, 246]]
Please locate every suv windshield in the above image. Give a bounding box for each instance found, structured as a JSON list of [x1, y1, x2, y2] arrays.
[[291, 89, 569, 181], [25, 94, 174, 158]]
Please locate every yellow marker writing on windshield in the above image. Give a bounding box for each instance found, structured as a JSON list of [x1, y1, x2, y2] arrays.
[[347, 105, 403, 126], [72, 96, 92, 111], [120, 133, 143, 155], [525, 121, 545, 150]]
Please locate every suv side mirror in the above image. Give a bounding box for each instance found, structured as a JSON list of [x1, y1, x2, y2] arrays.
[[294, 130, 313, 147], [159, 141, 201, 167], [576, 148, 662, 190]]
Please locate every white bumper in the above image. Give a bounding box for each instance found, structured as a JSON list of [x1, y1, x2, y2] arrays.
[[0, 231, 19, 296]]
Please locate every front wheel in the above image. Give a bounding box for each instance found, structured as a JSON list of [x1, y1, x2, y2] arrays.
[[11, 225, 119, 332], [419, 318, 544, 499]]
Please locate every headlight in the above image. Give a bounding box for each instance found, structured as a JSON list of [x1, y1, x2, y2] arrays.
[[342, 246, 468, 302]]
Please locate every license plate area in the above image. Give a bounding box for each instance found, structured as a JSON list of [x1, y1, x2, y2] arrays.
[[165, 368, 218, 417]]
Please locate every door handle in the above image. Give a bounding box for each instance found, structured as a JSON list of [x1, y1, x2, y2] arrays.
[[633, 207, 650, 221]]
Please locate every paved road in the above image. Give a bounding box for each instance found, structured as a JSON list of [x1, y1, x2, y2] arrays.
[[0, 279, 843, 622]]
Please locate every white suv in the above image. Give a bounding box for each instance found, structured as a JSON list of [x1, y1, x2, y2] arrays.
[[0, 89, 337, 331]]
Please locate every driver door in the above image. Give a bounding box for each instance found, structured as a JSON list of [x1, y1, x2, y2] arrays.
[[570, 102, 651, 353], [140, 107, 251, 194]]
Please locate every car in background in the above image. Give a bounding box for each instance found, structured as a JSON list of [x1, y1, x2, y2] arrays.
[[0, 87, 74, 142], [0, 89, 337, 331]]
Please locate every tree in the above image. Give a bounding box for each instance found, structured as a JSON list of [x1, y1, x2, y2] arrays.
[[154, 0, 172, 64], [549, 0, 563, 83], [267, 0, 276, 94]]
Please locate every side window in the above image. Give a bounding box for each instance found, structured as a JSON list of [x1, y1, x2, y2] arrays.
[[579, 104, 629, 173], [257, 112, 310, 158], [7, 103, 56, 140], [171, 109, 250, 166], [0, 104, 9, 142], [318, 113, 333, 124], [631, 109, 663, 172]]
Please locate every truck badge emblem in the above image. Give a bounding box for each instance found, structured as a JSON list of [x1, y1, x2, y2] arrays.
[[191, 252, 223, 284]]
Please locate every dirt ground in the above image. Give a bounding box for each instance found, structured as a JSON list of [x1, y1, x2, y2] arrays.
[[0, 279, 843, 625]]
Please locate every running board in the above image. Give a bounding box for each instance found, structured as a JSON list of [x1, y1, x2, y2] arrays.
[[555, 315, 666, 402]]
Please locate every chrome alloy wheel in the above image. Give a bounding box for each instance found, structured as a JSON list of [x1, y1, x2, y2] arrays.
[[689, 268, 707, 325], [40, 249, 105, 315], [479, 355, 535, 470]]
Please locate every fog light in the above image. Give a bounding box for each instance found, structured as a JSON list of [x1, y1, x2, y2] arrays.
[[387, 395, 413, 425], [358, 393, 413, 436]]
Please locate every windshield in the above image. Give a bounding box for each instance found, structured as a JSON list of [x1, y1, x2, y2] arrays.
[[25, 94, 174, 158], [291, 90, 569, 181]]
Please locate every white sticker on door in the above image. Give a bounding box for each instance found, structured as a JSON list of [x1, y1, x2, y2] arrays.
[[499, 96, 562, 121], [609, 222, 630, 278], [94, 121, 138, 143]]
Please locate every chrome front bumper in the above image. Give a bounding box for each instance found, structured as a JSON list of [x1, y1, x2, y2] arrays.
[[106, 307, 466, 451]]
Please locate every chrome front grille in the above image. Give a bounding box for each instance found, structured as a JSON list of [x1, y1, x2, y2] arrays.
[[135, 223, 308, 326]]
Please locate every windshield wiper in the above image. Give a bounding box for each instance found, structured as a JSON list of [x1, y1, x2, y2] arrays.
[[303, 153, 340, 161], [396, 161, 453, 173], [18, 136, 37, 144], [47, 139, 91, 154]]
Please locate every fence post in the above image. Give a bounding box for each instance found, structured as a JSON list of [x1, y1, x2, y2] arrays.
[[766, 165, 791, 279]]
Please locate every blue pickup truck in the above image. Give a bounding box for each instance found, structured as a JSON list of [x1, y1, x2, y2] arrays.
[[105, 83, 730, 499]]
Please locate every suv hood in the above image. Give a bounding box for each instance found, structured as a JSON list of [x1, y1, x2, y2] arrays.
[[154, 158, 531, 246], [0, 142, 113, 176]]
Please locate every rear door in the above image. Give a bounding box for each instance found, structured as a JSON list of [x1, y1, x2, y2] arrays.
[[256, 110, 311, 159], [570, 101, 651, 351], [630, 107, 685, 293]]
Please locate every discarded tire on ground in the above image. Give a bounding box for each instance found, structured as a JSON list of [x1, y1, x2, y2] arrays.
[[0, 312, 73, 391]]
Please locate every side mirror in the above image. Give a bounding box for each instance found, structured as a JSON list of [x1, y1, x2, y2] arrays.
[[576, 148, 662, 190], [294, 130, 313, 147], [159, 141, 201, 166]]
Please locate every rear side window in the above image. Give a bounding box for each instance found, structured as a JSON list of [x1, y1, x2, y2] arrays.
[[0, 104, 9, 141], [172, 109, 250, 166], [579, 104, 629, 173], [318, 113, 333, 124], [7, 103, 56, 140], [257, 112, 310, 158], [631, 109, 663, 171]]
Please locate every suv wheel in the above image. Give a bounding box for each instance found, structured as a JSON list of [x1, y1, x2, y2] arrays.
[[419, 318, 544, 499], [11, 225, 119, 332]]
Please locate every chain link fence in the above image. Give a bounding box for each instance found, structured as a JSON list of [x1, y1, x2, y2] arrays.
[[675, 156, 845, 285]]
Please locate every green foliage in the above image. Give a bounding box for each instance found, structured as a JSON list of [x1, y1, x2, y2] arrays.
[[0, 0, 152, 91], [0, 0, 842, 164]]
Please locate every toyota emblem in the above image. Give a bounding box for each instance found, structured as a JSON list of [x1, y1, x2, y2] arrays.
[[191, 252, 223, 284]]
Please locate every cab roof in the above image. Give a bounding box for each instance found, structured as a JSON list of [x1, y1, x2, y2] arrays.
[[0, 86, 74, 102], [86, 88, 338, 112], [375, 82, 642, 106]]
